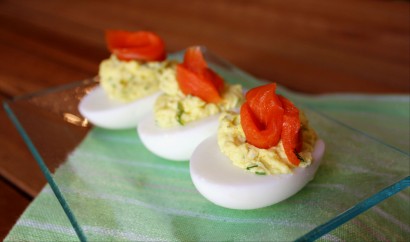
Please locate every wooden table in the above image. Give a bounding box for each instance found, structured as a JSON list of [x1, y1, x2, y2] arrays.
[[0, 0, 408, 240]]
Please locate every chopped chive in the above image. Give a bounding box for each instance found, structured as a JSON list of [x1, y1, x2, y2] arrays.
[[246, 165, 258, 170], [255, 171, 266, 175], [176, 102, 185, 126]]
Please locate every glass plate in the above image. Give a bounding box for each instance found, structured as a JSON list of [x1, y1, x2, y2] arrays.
[[4, 49, 409, 241]]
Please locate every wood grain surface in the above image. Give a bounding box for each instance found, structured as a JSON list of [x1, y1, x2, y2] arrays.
[[0, 0, 409, 239]]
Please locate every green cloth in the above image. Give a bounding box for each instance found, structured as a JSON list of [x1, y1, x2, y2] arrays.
[[5, 88, 410, 241]]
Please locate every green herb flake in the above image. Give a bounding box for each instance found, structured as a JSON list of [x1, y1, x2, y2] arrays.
[[255, 171, 266, 176], [246, 165, 258, 170], [176, 102, 185, 126]]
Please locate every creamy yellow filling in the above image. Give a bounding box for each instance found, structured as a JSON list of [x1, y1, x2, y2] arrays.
[[99, 55, 176, 102]]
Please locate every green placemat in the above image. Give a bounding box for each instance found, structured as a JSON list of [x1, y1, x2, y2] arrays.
[[5, 91, 410, 241]]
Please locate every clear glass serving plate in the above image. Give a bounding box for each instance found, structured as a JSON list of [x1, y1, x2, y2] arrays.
[[4, 49, 409, 241]]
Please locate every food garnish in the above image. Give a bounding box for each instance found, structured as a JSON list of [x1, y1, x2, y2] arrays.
[[240, 83, 303, 166], [176, 47, 224, 103], [106, 30, 166, 61]]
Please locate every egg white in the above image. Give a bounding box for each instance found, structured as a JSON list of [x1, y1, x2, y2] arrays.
[[190, 136, 325, 209], [137, 113, 220, 161], [79, 86, 161, 129]]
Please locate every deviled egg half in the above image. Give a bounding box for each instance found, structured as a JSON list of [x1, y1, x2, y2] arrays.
[[137, 46, 243, 161], [79, 30, 174, 129], [190, 83, 325, 209]]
